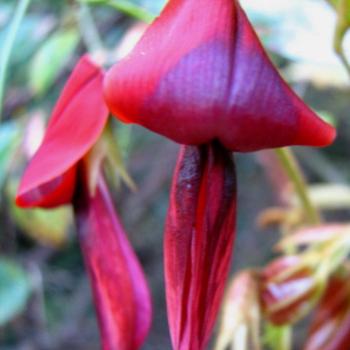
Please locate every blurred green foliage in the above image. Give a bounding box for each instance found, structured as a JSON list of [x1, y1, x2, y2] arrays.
[[0, 259, 31, 326], [30, 29, 79, 95]]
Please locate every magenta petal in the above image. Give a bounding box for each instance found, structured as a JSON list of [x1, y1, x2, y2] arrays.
[[16, 55, 109, 208], [74, 173, 152, 350], [165, 143, 237, 350], [104, 0, 335, 151]]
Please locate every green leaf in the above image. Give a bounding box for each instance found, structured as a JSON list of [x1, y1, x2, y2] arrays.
[[11, 204, 72, 247], [0, 259, 31, 326], [7, 177, 72, 247], [0, 121, 20, 191], [330, 0, 350, 75], [328, 0, 340, 9], [0, 0, 31, 120], [80, 0, 155, 23], [29, 28, 79, 95]]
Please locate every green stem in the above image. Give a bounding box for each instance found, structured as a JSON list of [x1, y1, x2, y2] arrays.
[[275, 148, 321, 225], [0, 0, 31, 121], [280, 326, 292, 350]]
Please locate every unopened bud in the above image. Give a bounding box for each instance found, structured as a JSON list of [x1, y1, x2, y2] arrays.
[[305, 272, 350, 350], [261, 255, 318, 325]]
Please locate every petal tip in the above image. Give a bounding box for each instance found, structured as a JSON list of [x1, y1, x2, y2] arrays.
[[15, 194, 26, 208], [295, 111, 337, 148]]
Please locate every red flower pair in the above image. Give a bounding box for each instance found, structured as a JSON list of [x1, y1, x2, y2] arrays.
[[17, 0, 335, 349]]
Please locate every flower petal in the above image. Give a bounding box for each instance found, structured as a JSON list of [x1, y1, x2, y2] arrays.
[[104, 0, 335, 151], [164, 142, 236, 350], [305, 275, 350, 350], [16, 55, 109, 208], [261, 255, 317, 325], [74, 172, 152, 350]]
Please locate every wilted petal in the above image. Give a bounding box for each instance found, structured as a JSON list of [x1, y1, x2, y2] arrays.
[[16, 55, 109, 208], [74, 172, 152, 350], [104, 0, 335, 151], [305, 275, 350, 350], [165, 142, 236, 350]]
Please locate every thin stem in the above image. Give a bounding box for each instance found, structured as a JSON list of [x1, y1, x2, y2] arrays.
[[0, 0, 31, 121], [275, 148, 321, 225], [280, 326, 292, 350]]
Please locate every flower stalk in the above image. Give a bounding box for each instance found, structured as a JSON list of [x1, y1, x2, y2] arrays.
[[275, 148, 321, 225]]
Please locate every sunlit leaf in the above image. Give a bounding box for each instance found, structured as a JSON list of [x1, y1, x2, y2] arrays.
[[0, 259, 31, 326], [9, 181, 72, 247], [29, 28, 79, 95], [11, 203, 72, 247]]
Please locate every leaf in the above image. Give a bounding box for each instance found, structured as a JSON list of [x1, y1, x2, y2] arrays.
[[330, 0, 350, 74], [11, 202, 72, 247], [79, 0, 156, 22], [0, 259, 31, 326], [9, 177, 72, 247], [0, 0, 31, 118], [29, 28, 79, 95], [0, 121, 20, 191]]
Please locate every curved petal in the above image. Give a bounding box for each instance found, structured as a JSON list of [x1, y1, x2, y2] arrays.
[[165, 143, 236, 350], [16, 55, 109, 208], [104, 0, 335, 151], [305, 275, 350, 350], [261, 256, 317, 325], [74, 173, 152, 350]]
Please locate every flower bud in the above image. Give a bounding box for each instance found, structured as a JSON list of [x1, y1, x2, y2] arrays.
[[261, 255, 318, 325]]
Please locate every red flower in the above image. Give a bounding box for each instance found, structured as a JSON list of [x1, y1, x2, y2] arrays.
[[16, 56, 152, 350], [104, 0, 335, 152], [165, 143, 236, 350], [103, 1, 336, 349]]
